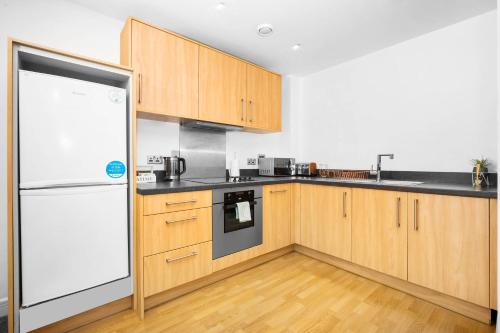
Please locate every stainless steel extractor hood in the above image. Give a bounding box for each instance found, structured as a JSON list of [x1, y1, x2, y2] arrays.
[[181, 120, 243, 132]]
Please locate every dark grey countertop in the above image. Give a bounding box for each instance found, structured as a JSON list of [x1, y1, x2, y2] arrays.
[[136, 176, 497, 198]]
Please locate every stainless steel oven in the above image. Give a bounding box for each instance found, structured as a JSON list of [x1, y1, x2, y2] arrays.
[[212, 186, 262, 259]]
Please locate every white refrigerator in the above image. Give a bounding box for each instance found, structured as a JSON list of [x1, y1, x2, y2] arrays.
[[18, 70, 129, 307]]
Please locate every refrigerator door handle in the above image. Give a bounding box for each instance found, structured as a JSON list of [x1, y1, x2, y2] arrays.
[[20, 184, 128, 196], [20, 180, 128, 190]]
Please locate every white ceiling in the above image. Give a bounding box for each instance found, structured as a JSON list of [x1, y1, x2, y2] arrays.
[[67, 0, 496, 75]]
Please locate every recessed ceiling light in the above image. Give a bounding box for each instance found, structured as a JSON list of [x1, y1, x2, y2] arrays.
[[257, 24, 274, 37], [215, 2, 226, 10], [292, 43, 302, 51]]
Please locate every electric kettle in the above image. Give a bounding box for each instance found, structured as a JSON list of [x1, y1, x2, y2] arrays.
[[163, 156, 186, 181]]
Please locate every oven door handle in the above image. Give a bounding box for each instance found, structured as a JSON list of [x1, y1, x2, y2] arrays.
[[223, 201, 258, 210]]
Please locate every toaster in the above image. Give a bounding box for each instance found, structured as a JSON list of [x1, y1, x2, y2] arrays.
[[295, 162, 317, 176]]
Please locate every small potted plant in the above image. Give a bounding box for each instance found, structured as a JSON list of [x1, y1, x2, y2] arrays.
[[471, 157, 489, 187]]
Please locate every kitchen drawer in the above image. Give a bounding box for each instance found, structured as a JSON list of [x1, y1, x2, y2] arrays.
[[143, 190, 212, 215], [144, 241, 212, 297], [144, 207, 212, 256]]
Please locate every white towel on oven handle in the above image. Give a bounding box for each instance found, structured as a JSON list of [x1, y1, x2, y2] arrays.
[[236, 201, 252, 223]]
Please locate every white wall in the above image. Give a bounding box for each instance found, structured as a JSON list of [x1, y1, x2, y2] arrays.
[[0, 0, 124, 315], [136, 120, 179, 170], [297, 11, 497, 172]]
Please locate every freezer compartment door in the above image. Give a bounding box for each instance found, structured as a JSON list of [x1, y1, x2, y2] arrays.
[[19, 70, 127, 189], [20, 185, 129, 307]]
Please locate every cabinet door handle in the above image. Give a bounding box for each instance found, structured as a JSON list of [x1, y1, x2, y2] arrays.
[[138, 73, 142, 104], [413, 199, 419, 231], [396, 197, 401, 228], [166, 251, 198, 263], [270, 189, 288, 193], [165, 216, 197, 224], [165, 199, 197, 206], [241, 98, 245, 121], [342, 192, 347, 218], [249, 100, 253, 122]]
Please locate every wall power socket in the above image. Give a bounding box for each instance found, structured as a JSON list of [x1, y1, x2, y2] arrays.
[[147, 155, 163, 164], [247, 158, 257, 166]]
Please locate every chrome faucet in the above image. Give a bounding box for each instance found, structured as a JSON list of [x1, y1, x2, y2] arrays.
[[376, 154, 394, 182]]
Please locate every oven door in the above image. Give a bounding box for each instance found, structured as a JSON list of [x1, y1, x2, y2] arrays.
[[223, 200, 257, 233], [213, 198, 262, 259]]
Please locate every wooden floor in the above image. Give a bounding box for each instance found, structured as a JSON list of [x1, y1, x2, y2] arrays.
[[72, 253, 495, 333]]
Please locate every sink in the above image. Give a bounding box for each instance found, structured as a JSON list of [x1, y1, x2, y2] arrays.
[[378, 180, 424, 186]]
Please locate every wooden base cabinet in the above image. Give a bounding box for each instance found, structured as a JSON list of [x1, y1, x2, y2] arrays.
[[300, 185, 351, 261], [490, 199, 497, 309], [135, 191, 213, 319], [262, 184, 292, 253], [352, 189, 408, 280], [143, 207, 212, 256], [134, 186, 494, 322], [407, 193, 490, 307], [144, 241, 213, 297]]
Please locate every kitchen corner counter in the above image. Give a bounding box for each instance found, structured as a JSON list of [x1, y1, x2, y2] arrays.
[[136, 177, 497, 198]]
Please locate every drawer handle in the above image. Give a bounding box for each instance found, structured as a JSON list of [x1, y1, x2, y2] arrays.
[[138, 73, 142, 104], [165, 216, 197, 224], [166, 251, 198, 263], [413, 199, 419, 231], [342, 192, 347, 218], [396, 197, 401, 228], [270, 189, 287, 193], [241, 98, 245, 121], [165, 199, 197, 206], [249, 100, 253, 122]]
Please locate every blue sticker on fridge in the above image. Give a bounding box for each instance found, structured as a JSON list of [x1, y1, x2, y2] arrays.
[[106, 161, 126, 178]]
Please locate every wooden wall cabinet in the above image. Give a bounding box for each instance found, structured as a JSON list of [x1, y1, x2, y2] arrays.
[[262, 184, 292, 253], [246, 65, 282, 131], [199, 46, 246, 126], [121, 18, 282, 132], [352, 189, 408, 280], [199, 48, 282, 131], [122, 19, 199, 119], [300, 184, 351, 261], [407, 193, 490, 307]]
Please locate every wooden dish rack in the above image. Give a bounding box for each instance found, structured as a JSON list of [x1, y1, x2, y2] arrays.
[[318, 169, 370, 179]]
